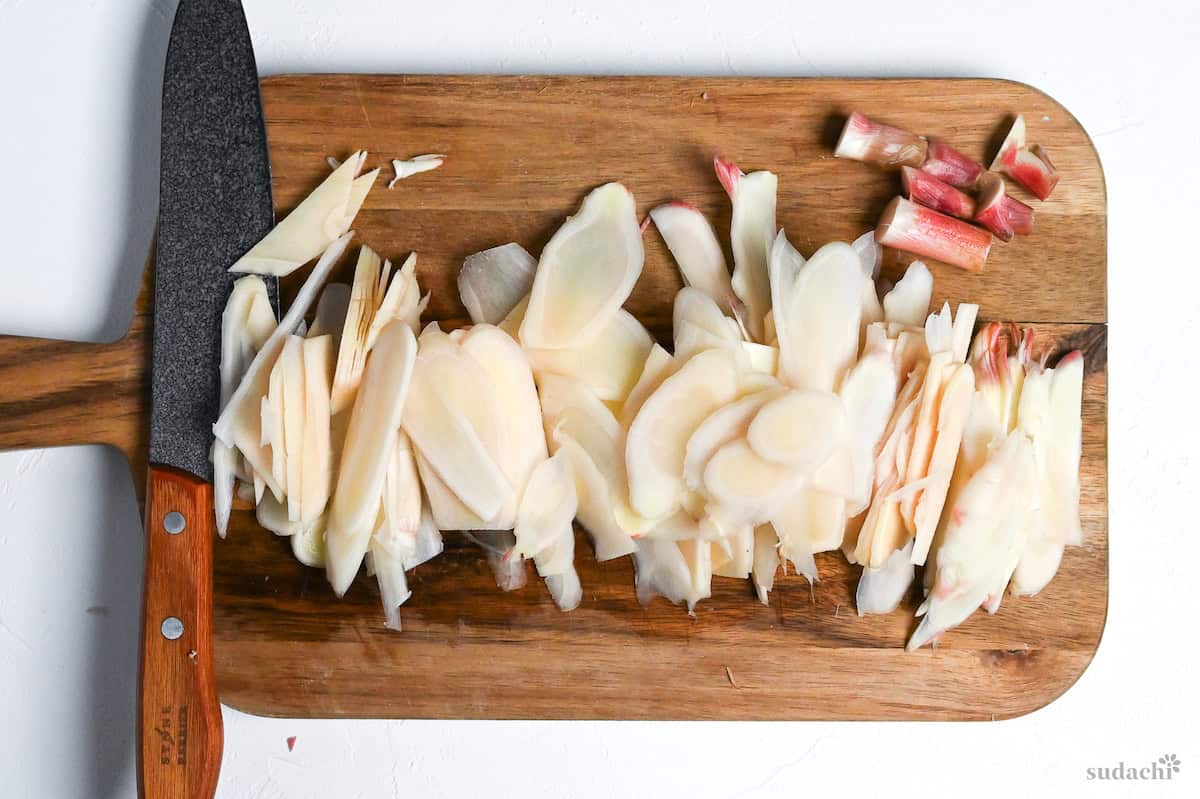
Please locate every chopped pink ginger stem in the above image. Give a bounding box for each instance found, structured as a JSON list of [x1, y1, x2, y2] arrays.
[[991, 116, 1059, 200], [834, 112, 927, 168], [920, 137, 984, 188], [713, 156, 743, 198], [989, 115, 1027, 171], [1001, 194, 1035, 235], [973, 173, 1014, 242], [997, 146, 1060, 201], [902, 166, 976, 219], [639, 215, 651, 234], [1057, 349, 1083, 368], [875, 196, 992, 273], [286, 736, 297, 752]]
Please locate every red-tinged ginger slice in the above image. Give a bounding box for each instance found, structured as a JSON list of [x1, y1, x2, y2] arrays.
[[919, 137, 984, 188], [990, 115, 1060, 200], [715, 156, 777, 343], [996, 146, 1060, 201], [1010, 349, 1084, 597], [1002, 195, 1035, 236], [834, 111, 927, 168], [902, 166, 976, 219], [875, 197, 992, 273], [973, 173, 1015, 242], [907, 429, 1038, 650]]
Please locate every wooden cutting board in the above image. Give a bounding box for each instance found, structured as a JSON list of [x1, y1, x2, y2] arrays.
[[0, 76, 1107, 720]]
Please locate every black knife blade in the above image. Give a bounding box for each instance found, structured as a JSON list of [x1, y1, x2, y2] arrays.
[[152, 0, 275, 482]]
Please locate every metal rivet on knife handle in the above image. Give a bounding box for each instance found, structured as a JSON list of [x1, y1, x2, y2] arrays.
[[161, 617, 185, 640], [163, 511, 187, 535]]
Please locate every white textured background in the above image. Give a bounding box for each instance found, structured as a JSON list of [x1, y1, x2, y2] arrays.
[[0, 0, 1196, 797]]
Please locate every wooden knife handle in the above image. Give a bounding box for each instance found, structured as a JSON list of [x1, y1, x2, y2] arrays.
[[139, 465, 222, 799]]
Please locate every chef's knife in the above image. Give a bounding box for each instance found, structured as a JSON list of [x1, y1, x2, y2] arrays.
[[142, 1, 273, 796]]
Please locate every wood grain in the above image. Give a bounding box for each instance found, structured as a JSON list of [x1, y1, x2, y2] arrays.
[[139, 465, 221, 799], [0, 75, 1107, 721]]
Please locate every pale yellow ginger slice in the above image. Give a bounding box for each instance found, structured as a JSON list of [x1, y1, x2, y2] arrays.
[[742, 342, 778, 374], [231, 152, 376, 276], [498, 294, 529, 340], [368, 252, 428, 345], [514, 452, 583, 611], [326, 323, 418, 596], [291, 514, 328, 568], [683, 387, 786, 493], [1011, 351, 1084, 596], [526, 310, 653, 402], [412, 450, 491, 531], [553, 435, 637, 560], [215, 234, 353, 502], [851, 231, 884, 343], [539, 539, 583, 611], [458, 243, 536, 325], [908, 430, 1038, 649], [762, 309, 777, 346], [748, 389, 846, 470], [673, 321, 748, 368], [673, 286, 742, 345], [751, 524, 780, 604], [256, 490, 301, 537], [852, 366, 925, 569], [899, 354, 954, 530], [951, 303, 979, 363], [626, 348, 740, 519], [650, 202, 743, 322], [402, 339, 513, 528], [703, 438, 802, 526], [277, 336, 307, 522], [459, 325, 548, 516], [769, 234, 863, 392], [388, 154, 445, 187], [856, 539, 915, 616], [382, 430, 422, 537], [538, 373, 640, 557], [712, 524, 754, 579], [909, 363, 975, 565], [214, 275, 273, 537], [715, 157, 776, 342], [298, 335, 333, 524], [770, 487, 848, 581], [837, 349, 898, 513], [261, 344, 289, 496], [513, 452, 578, 561], [632, 537, 693, 607], [916, 321, 1022, 585], [331, 246, 387, 414], [678, 537, 714, 613], [520, 183, 644, 350], [882, 261, 933, 327], [619, 343, 675, 429]]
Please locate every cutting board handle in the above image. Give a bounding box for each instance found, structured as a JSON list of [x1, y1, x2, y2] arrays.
[[139, 465, 222, 799]]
